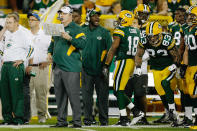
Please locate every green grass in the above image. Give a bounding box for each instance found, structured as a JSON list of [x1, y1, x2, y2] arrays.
[[0, 116, 192, 131]]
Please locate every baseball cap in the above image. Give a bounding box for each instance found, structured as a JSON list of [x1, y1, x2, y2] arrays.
[[27, 12, 40, 21], [89, 10, 101, 17], [58, 6, 73, 14]]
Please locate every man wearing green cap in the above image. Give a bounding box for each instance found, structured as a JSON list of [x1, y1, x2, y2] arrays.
[[82, 9, 112, 126]]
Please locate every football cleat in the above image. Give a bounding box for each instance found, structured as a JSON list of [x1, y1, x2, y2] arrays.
[[130, 110, 145, 125]]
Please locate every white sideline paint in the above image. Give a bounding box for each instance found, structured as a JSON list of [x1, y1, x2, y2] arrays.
[[0, 124, 184, 129]]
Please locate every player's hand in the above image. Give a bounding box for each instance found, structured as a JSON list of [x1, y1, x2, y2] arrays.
[[180, 64, 187, 78], [102, 64, 109, 83], [135, 67, 142, 77], [168, 64, 177, 72]]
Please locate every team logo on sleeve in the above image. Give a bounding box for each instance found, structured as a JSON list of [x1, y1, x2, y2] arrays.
[[97, 36, 102, 40]]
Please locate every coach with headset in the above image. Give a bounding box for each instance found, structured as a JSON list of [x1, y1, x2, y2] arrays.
[[48, 6, 86, 128]]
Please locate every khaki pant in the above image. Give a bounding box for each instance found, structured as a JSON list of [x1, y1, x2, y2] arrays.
[[30, 66, 49, 120]]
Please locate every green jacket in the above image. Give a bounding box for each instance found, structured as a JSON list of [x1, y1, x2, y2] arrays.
[[82, 26, 112, 76], [48, 22, 86, 72]]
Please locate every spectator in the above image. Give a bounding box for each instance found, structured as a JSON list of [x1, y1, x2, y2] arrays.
[[107, 1, 122, 15], [81, 0, 101, 16], [48, 6, 86, 128], [30, 0, 57, 14], [69, 0, 84, 9], [28, 12, 51, 123], [0, 12, 34, 125], [72, 9, 82, 25], [95, 0, 117, 14], [121, 0, 142, 11], [82, 9, 112, 126]]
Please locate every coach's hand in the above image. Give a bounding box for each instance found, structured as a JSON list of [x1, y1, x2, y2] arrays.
[[102, 64, 109, 83], [180, 64, 187, 78]]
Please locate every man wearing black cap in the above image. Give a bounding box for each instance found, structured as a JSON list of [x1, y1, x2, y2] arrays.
[[48, 6, 86, 128], [82, 9, 112, 126]]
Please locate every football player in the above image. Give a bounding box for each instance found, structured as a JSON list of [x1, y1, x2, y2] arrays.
[[180, 5, 197, 125], [135, 21, 180, 127], [124, 4, 151, 124], [102, 10, 144, 126]]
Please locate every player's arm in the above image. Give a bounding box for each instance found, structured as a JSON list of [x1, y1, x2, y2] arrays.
[[183, 45, 188, 65], [178, 35, 185, 61], [169, 46, 180, 66], [105, 35, 120, 65], [135, 44, 145, 68]]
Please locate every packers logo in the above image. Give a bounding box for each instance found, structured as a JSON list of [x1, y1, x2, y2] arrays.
[[7, 43, 11, 48], [97, 36, 102, 40], [125, 13, 132, 18]]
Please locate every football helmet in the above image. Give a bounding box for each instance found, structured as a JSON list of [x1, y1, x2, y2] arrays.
[[146, 21, 163, 47], [134, 4, 150, 24], [187, 6, 197, 26], [117, 10, 134, 27]]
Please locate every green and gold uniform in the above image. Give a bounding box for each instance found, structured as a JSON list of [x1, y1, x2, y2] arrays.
[[113, 26, 140, 110], [168, 22, 188, 91], [184, 25, 197, 96], [167, 0, 190, 16], [139, 33, 177, 104]]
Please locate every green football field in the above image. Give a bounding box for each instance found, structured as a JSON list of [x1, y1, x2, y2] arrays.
[[0, 116, 193, 131]]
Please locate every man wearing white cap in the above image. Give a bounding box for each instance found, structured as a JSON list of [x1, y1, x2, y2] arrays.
[[48, 6, 86, 128]]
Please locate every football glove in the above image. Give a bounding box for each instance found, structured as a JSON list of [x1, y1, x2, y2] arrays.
[[180, 64, 187, 78], [168, 64, 177, 72], [135, 67, 142, 77]]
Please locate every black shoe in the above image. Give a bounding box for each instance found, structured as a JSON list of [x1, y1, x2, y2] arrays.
[[50, 123, 68, 127], [100, 122, 108, 126], [153, 113, 170, 124], [169, 109, 179, 127], [69, 124, 81, 128], [83, 118, 91, 126], [130, 109, 145, 125], [136, 117, 149, 125], [179, 116, 193, 127], [115, 116, 130, 126], [0, 122, 12, 125]]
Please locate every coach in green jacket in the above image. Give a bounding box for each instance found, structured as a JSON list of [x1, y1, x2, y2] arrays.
[[48, 6, 86, 128], [82, 9, 112, 126]]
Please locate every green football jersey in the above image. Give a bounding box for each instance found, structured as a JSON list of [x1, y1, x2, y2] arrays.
[[113, 26, 140, 60], [184, 25, 197, 66], [140, 33, 175, 70], [140, 24, 147, 45], [167, 0, 190, 14], [168, 22, 188, 48]]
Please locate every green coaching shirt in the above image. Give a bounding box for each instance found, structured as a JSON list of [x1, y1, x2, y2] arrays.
[[48, 22, 86, 72], [82, 26, 112, 76]]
